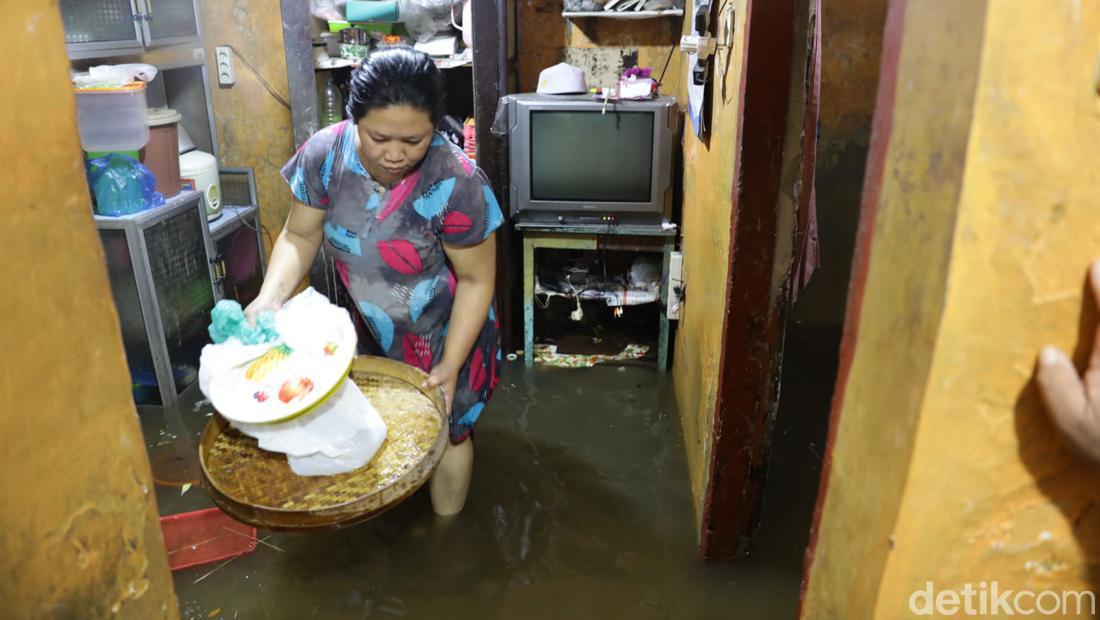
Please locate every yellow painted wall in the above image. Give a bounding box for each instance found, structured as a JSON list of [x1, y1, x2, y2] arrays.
[[800, 0, 988, 615], [199, 0, 296, 249], [671, 1, 747, 526], [873, 1, 1100, 616], [804, 0, 1100, 617], [1, 2, 177, 617]]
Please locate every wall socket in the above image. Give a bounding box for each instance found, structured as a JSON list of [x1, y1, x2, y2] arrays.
[[667, 250, 684, 320], [215, 46, 235, 86]]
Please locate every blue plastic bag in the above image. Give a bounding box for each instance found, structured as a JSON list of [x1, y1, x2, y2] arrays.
[[86, 154, 164, 216], [208, 299, 279, 345]]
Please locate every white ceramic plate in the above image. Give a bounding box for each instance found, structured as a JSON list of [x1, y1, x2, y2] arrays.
[[209, 328, 356, 425]]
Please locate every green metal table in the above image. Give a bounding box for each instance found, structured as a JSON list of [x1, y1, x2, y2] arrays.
[[518, 223, 677, 370]]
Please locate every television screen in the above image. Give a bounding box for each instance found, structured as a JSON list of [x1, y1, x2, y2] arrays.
[[530, 111, 654, 203]]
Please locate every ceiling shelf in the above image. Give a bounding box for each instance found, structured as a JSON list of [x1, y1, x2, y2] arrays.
[[562, 8, 684, 19]]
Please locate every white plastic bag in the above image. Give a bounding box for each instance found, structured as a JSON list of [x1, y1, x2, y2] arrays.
[[311, 0, 346, 21], [398, 0, 456, 42], [234, 378, 388, 476], [73, 64, 158, 89], [199, 288, 387, 476]]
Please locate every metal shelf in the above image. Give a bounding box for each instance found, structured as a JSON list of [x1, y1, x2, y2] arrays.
[[208, 205, 257, 241], [562, 8, 684, 19], [314, 55, 472, 71]]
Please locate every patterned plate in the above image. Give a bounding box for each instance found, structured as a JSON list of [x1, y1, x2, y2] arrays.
[[209, 324, 356, 425]]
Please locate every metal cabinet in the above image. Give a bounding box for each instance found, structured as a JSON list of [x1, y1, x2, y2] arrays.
[[95, 191, 216, 408], [209, 169, 266, 307], [60, 0, 200, 59], [210, 211, 264, 306], [144, 0, 201, 45], [94, 170, 266, 408]]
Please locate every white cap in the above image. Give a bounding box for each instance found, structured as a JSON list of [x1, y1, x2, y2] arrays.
[[536, 63, 588, 95]]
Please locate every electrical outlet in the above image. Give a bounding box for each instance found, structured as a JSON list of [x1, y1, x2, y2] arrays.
[[215, 46, 236, 86], [667, 251, 683, 320]]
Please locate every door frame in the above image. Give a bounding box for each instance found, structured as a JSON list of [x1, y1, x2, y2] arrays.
[[700, 0, 804, 558]]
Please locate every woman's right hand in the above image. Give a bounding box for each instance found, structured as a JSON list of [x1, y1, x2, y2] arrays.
[[244, 295, 283, 325], [242, 199, 326, 325], [241, 199, 325, 325]]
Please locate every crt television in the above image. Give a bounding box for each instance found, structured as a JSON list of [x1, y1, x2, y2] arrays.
[[505, 94, 678, 226]]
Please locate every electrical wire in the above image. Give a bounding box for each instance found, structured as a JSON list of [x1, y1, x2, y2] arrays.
[[655, 41, 677, 90], [567, 281, 584, 320], [227, 45, 292, 110], [222, 201, 274, 250]]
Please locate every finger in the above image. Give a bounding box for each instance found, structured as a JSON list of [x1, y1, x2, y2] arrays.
[[1037, 346, 1089, 433], [1089, 260, 1100, 313], [1087, 261, 1100, 375]]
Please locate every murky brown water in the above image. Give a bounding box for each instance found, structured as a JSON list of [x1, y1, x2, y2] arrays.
[[145, 362, 807, 619]]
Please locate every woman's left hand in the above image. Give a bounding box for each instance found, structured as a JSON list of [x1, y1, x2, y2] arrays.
[[423, 362, 459, 415], [1037, 260, 1100, 464]]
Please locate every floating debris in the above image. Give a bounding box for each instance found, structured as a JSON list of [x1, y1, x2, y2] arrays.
[[533, 344, 649, 368], [221, 526, 285, 553]]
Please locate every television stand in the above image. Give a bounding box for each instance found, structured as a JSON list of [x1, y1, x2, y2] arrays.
[[515, 222, 677, 370], [513, 211, 672, 230]]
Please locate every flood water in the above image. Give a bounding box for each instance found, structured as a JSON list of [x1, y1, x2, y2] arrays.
[[146, 362, 810, 619]]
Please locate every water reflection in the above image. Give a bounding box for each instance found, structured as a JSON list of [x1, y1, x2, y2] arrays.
[[151, 363, 802, 619]]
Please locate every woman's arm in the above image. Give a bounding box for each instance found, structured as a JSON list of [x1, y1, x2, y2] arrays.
[[245, 200, 327, 322], [423, 233, 497, 413]]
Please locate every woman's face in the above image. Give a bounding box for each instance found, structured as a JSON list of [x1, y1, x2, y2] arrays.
[[356, 105, 435, 185]]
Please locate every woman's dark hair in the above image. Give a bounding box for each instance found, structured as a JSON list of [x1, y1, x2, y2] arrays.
[[346, 47, 446, 125]]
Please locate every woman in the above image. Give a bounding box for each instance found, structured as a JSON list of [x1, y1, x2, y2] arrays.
[[246, 48, 503, 515]]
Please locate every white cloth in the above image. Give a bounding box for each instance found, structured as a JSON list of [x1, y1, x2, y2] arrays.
[[233, 378, 388, 476]]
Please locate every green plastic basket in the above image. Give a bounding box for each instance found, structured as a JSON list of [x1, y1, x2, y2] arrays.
[[328, 20, 395, 34]]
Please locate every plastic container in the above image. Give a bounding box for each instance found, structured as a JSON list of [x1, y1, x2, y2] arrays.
[[346, 0, 399, 21], [75, 83, 149, 154], [180, 150, 222, 220], [318, 72, 345, 127], [142, 108, 182, 198], [160, 507, 257, 571], [328, 20, 394, 34]]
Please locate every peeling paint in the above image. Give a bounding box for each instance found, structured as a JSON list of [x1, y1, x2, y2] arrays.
[[672, 0, 748, 532], [562, 47, 637, 89]]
